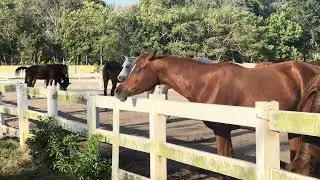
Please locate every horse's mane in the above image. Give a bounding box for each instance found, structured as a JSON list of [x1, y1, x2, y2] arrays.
[[139, 53, 218, 66]]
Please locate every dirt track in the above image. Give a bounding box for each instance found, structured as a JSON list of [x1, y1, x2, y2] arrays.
[[1, 79, 291, 179]]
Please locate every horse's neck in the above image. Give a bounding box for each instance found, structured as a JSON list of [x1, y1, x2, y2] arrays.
[[154, 59, 219, 102]]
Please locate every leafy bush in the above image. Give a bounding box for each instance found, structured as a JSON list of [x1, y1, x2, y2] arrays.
[[27, 116, 111, 180]]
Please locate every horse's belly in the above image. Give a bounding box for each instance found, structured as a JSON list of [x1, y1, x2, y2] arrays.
[[240, 90, 298, 111]]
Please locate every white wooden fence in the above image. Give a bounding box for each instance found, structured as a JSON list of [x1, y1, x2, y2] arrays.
[[0, 83, 319, 180]]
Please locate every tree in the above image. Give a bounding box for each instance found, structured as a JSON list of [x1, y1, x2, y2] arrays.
[[165, 5, 206, 57], [260, 11, 302, 61], [282, 0, 320, 60], [0, 0, 20, 64], [58, 0, 121, 65], [28, 0, 82, 62], [203, 5, 263, 62]]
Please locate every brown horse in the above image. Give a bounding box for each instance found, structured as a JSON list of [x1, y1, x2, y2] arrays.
[[285, 74, 320, 177], [115, 52, 320, 177]]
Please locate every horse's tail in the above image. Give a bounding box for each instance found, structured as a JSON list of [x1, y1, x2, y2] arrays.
[[15, 66, 27, 76], [297, 73, 320, 112]]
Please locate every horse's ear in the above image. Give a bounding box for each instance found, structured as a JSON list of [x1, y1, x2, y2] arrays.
[[148, 49, 157, 61], [124, 55, 128, 60]]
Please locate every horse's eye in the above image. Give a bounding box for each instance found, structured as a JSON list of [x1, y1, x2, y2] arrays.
[[137, 67, 145, 73], [125, 65, 129, 68]]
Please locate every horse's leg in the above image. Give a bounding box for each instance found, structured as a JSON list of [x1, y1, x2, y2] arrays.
[[204, 122, 234, 157], [44, 79, 48, 88], [29, 78, 37, 99], [213, 126, 234, 180], [103, 76, 109, 96], [48, 79, 53, 87], [161, 85, 170, 100], [25, 78, 32, 99], [54, 78, 58, 86], [288, 133, 302, 161], [147, 88, 155, 98], [214, 129, 233, 157], [110, 79, 117, 96], [45, 79, 49, 87]]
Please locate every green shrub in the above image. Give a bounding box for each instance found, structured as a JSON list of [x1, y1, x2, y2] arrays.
[[27, 117, 111, 180]]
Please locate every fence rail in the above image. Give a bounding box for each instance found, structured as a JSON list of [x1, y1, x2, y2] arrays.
[[0, 82, 319, 180], [270, 110, 320, 136]]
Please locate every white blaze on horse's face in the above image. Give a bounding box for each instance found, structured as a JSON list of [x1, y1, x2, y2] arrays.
[[117, 56, 137, 82]]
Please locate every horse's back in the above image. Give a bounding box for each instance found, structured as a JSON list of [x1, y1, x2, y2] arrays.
[[210, 61, 320, 109], [25, 64, 67, 79]]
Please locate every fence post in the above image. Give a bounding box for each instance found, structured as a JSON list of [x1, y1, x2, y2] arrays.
[[99, 75, 104, 91], [17, 83, 29, 147], [87, 95, 99, 135], [255, 101, 280, 180], [0, 92, 4, 138], [149, 90, 166, 180], [47, 82, 58, 116], [112, 102, 120, 180]]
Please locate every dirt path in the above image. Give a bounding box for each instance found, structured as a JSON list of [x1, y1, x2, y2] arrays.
[[1, 79, 291, 179]]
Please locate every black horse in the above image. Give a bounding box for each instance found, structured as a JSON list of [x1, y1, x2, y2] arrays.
[[102, 61, 122, 96], [15, 64, 71, 91]]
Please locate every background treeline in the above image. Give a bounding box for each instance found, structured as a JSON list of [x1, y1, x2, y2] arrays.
[[1, 0, 319, 65]]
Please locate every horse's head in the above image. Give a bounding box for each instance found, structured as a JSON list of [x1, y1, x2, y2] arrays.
[[117, 56, 137, 82], [115, 51, 159, 102], [61, 65, 68, 76], [59, 76, 71, 91]]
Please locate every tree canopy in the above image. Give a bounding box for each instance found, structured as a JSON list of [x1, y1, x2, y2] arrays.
[[0, 0, 319, 64]]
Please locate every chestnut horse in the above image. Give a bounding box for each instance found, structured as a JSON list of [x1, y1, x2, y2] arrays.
[[115, 52, 320, 177]]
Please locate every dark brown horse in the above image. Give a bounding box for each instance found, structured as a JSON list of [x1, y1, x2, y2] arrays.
[[15, 64, 70, 91], [102, 61, 122, 96], [115, 52, 320, 178]]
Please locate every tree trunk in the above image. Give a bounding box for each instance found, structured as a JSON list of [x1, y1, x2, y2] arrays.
[[37, 52, 41, 64], [100, 48, 103, 67], [99, 48, 103, 72]]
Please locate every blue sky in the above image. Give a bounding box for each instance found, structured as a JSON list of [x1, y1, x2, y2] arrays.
[[104, 0, 139, 5]]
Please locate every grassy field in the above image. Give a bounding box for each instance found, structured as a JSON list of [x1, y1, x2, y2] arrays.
[[0, 138, 70, 180]]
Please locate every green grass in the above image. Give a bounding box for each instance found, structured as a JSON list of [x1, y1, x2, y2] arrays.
[[0, 138, 30, 176], [0, 138, 71, 180]]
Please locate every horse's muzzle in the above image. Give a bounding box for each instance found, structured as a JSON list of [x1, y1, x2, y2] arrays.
[[59, 87, 67, 91], [117, 75, 126, 82], [115, 86, 129, 102]]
